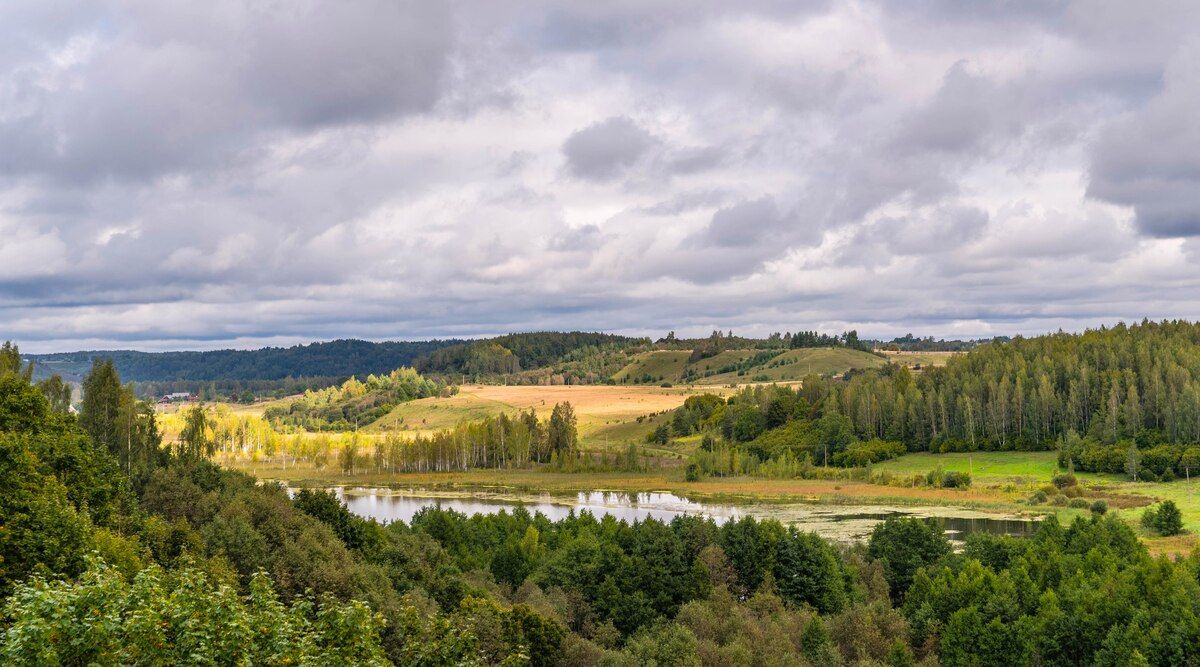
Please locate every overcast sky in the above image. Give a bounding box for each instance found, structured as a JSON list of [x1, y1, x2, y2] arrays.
[[3, 1, 1200, 352]]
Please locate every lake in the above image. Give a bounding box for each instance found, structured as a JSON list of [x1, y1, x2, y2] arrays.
[[293, 486, 1039, 543]]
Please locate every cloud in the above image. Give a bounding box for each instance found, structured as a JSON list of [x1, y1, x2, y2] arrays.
[[562, 116, 659, 180], [1088, 46, 1200, 236], [2, 0, 1200, 352]]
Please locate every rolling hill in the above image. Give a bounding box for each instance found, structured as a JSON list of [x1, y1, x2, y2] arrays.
[[612, 347, 886, 385]]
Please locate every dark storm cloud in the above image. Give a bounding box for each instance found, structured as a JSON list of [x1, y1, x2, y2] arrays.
[[2, 0, 1200, 351]]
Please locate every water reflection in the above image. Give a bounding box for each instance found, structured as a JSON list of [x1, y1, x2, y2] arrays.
[[293, 487, 1039, 543]]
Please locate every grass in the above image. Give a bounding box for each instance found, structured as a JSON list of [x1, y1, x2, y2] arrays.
[[612, 350, 692, 383], [877, 452, 1061, 483], [877, 350, 961, 368], [703, 347, 885, 384], [686, 350, 762, 374]]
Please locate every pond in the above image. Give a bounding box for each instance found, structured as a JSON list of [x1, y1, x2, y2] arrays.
[[292, 486, 1039, 543]]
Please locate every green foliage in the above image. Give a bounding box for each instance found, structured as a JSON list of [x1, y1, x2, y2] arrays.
[[773, 529, 846, 613], [924, 467, 971, 488], [373, 406, 572, 472], [903, 515, 1192, 665], [265, 367, 449, 431], [548, 401, 578, 457], [0, 556, 390, 665], [29, 338, 462, 382], [867, 517, 951, 600], [833, 439, 907, 467], [417, 332, 643, 379], [79, 358, 165, 484], [799, 320, 1200, 451], [1141, 501, 1184, 536]]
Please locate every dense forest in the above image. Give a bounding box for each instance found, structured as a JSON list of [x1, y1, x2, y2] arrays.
[[6, 339, 1200, 664], [660, 321, 1200, 482], [27, 338, 463, 383], [803, 321, 1200, 460], [415, 332, 646, 378]]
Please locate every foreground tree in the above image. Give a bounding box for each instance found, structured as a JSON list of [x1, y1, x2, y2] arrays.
[[867, 517, 951, 600], [0, 557, 390, 665], [79, 358, 164, 484]]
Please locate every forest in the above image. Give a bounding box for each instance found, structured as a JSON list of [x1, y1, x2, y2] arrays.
[[761, 320, 1200, 452], [26, 338, 464, 383], [5, 341, 1200, 664], [263, 368, 453, 432]]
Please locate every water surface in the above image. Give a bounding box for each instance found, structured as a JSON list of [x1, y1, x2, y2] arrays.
[[299, 487, 1038, 543]]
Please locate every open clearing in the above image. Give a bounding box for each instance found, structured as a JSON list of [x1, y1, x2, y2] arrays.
[[703, 347, 885, 384], [612, 350, 692, 383], [878, 350, 961, 368], [877, 451, 1062, 483], [367, 383, 718, 444]]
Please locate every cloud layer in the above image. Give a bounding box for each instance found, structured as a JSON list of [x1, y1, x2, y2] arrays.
[[2, 1, 1200, 351]]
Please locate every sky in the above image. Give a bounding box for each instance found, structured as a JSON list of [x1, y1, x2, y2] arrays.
[[3, 1, 1200, 352]]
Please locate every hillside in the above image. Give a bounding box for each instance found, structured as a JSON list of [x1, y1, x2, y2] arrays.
[[612, 350, 693, 383], [614, 347, 886, 385], [414, 331, 647, 379], [262, 368, 450, 431], [27, 338, 463, 383]]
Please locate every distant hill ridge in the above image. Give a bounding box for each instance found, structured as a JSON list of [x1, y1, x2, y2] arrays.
[[25, 329, 966, 386], [27, 338, 464, 382]]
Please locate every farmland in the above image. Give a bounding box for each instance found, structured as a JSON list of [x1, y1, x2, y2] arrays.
[[368, 383, 704, 439]]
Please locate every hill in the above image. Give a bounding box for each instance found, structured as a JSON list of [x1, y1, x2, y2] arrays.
[[414, 331, 647, 379], [263, 367, 450, 431], [613, 347, 886, 385], [27, 338, 463, 383]]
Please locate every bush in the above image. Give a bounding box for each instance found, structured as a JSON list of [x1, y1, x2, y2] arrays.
[[1069, 498, 1090, 509], [1051, 494, 1069, 506], [924, 467, 969, 488], [1029, 490, 1048, 504], [1051, 473, 1077, 489], [941, 471, 972, 488], [1090, 500, 1108, 515], [1143, 500, 1184, 536], [684, 463, 701, 482]]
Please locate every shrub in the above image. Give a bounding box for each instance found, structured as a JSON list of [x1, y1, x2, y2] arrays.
[[1051, 473, 1077, 489], [1069, 498, 1090, 509], [925, 467, 969, 488], [1029, 490, 1048, 504], [685, 463, 701, 482], [941, 471, 972, 488], [1090, 500, 1108, 515], [1144, 500, 1184, 536], [1051, 494, 1069, 506]]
